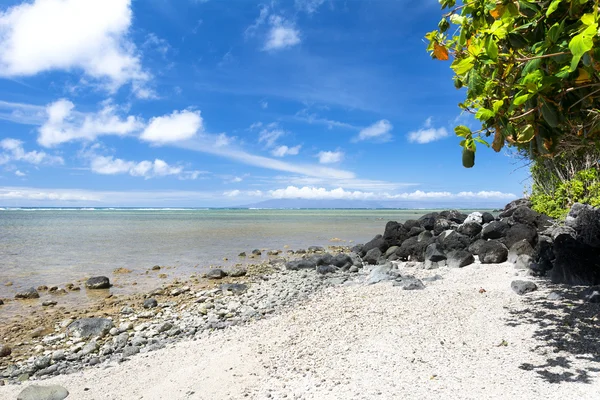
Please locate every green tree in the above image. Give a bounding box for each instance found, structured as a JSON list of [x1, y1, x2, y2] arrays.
[[427, 0, 600, 168]]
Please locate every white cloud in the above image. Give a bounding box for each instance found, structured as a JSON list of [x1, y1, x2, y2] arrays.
[[15, 170, 26, 177], [272, 145, 301, 157], [0, 0, 150, 96], [0, 138, 64, 165], [263, 16, 301, 51], [258, 126, 285, 148], [260, 100, 269, 109], [38, 99, 143, 147], [224, 189, 241, 197], [90, 155, 201, 180], [266, 186, 516, 201], [295, 108, 358, 130], [353, 119, 393, 142], [317, 150, 343, 164], [140, 110, 202, 144], [0, 100, 47, 125], [214, 133, 233, 147], [245, 4, 269, 39], [407, 117, 449, 144], [295, 0, 326, 14], [231, 176, 243, 183], [0, 187, 100, 202]]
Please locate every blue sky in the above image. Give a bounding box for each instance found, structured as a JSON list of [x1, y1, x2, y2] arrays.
[[0, 0, 529, 207]]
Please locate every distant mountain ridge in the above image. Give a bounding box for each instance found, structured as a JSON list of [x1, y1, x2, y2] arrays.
[[238, 198, 503, 209]]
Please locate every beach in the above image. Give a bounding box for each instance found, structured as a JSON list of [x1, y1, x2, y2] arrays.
[[1, 259, 599, 399]]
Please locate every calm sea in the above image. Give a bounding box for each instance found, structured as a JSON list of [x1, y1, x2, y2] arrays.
[[0, 208, 438, 296]]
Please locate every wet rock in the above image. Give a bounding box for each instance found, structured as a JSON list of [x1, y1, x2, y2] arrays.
[[251, 249, 262, 255], [15, 287, 40, 299], [85, 276, 111, 289], [478, 240, 508, 264], [511, 280, 538, 295], [0, 344, 11, 357], [67, 318, 113, 339], [206, 269, 227, 280], [143, 298, 158, 309], [220, 283, 248, 295], [17, 385, 69, 400]]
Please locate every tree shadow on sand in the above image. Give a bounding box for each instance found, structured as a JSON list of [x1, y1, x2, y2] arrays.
[[504, 282, 600, 384]]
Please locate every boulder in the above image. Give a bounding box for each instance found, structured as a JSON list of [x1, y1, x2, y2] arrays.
[[503, 223, 537, 248], [383, 221, 409, 248], [67, 318, 113, 339], [364, 248, 382, 265], [437, 230, 470, 252], [385, 246, 399, 258], [361, 235, 385, 256], [228, 267, 247, 277], [366, 263, 393, 284], [458, 221, 482, 237], [530, 235, 555, 275], [285, 258, 317, 270], [331, 254, 354, 269], [478, 240, 508, 264], [499, 198, 532, 218], [15, 287, 40, 299], [85, 276, 110, 289], [433, 218, 452, 235], [403, 219, 421, 230], [565, 203, 600, 248], [581, 286, 600, 303], [514, 254, 533, 270], [508, 239, 534, 264], [511, 206, 542, 227], [408, 226, 425, 237], [511, 280, 538, 295], [550, 234, 600, 285], [424, 243, 446, 262], [446, 250, 475, 268], [464, 212, 483, 224], [482, 221, 510, 240], [481, 212, 495, 224], [468, 238, 487, 255], [396, 235, 433, 262], [351, 244, 364, 254], [439, 209, 467, 224], [316, 265, 337, 274], [418, 212, 438, 231], [206, 269, 227, 279], [17, 385, 69, 400]]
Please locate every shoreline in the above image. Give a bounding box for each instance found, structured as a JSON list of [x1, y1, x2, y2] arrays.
[[1, 258, 598, 398]]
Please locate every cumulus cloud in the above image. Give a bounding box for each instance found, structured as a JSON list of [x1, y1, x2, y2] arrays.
[[264, 186, 517, 201], [140, 110, 203, 144], [317, 150, 343, 164], [38, 99, 143, 147], [0, 0, 150, 96], [353, 119, 393, 142], [15, 170, 26, 177], [0, 187, 99, 202], [272, 145, 301, 157], [407, 117, 449, 144], [0, 138, 64, 165], [263, 16, 301, 51], [90, 155, 201, 180]]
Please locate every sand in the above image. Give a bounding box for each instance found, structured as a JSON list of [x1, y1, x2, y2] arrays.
[[1, 261, 599, 399]]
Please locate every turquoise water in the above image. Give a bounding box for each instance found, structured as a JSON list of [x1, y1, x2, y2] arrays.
[[0, 208, 435, 298]]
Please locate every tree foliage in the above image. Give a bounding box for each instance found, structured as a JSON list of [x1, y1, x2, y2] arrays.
[[427, 0, 600, 167]]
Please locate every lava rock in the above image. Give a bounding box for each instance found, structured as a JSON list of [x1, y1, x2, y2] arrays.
[[481, 212, 495, 224], [437, 230, 470, 252], [15, 287, 40, 299], [366, 263, 393, 284], [499, 198, 532, 218], [424, 243, 446, 262], [566, 203, 600, 248], [511, 206, 542, 227], [478, 240, 508, 264], [316, 265, 337, 274], [364, 247, 382, 265], [85, 276, 110, 289], [481, 221, 510, 240], [550, 234, 600, 285], [446, 250, 475, 268], [508, 239, 534, 264], [530, 235, 555, 275], [383, 221, 409, 248], [511, 280, 538, 295], [433, 219, 452, 235], [0, 344, 11, 357], [206, 269, 227, 279], [468, 238, 487, 256], [361, 235, 385, 256], [458, 221, 483, 237], [503, 223, 538, 248], [440, 209, 467, 224], [396, 235, 433, 262], [403, 219, 421, 230], [418, 212, 438, 231], [285, 258, 317, 270], [581, 286, 600, 303], [67, 318, 113, 339]]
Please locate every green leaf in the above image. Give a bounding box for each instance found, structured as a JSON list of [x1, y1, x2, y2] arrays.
[[474, 137, 490, 147], [451, 57, 475, 75], [514, 93, 532, 106], [546, 0, 562, 18], [546, 23, 562, 44], [581, 13, 595, 26], [517, 124, 535, 143], [475, 108, 495, 121], [569, 30, 595, 72], [541, 99, 559, 127], [455, 125, 472, 138], [493, 100, 504, 113], [485, 36, 498, 61]]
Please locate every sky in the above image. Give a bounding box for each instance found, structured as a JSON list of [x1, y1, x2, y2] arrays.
[[0, 0, 530, 207]]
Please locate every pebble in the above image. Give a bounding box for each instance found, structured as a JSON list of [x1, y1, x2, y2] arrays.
[[17, 384, 69, 400]]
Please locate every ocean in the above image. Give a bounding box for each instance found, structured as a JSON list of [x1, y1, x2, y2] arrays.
[[0, 208, 476, 319]]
